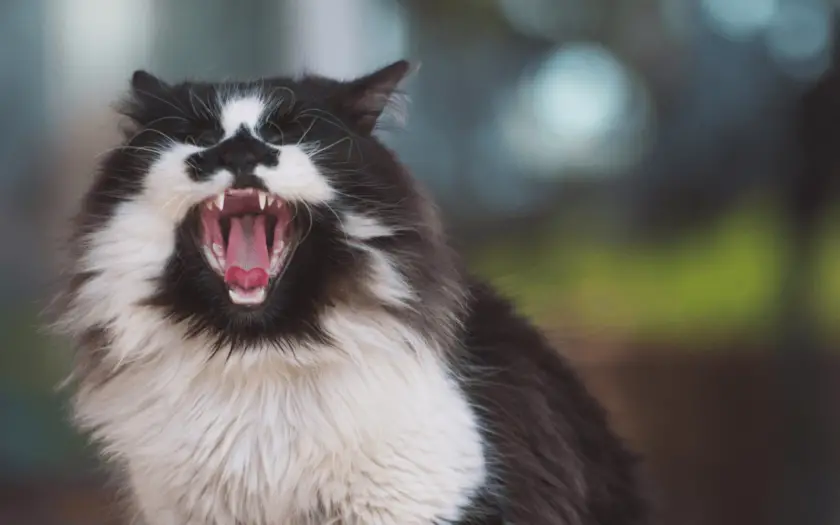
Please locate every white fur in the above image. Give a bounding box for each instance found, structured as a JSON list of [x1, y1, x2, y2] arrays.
[[62, 97, 486, 524], [145, 143, 233, 220], [75, 311, 485, 525], [343, 212, 394, 240], [346, 240, 414, 307], [219, 95, 266, 138], [341, 214, 413, 306], [256, 145, 336, 203]]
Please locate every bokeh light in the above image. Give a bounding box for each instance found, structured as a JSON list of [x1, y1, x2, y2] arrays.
[[765, 1, 832, 81], [701, 0, 779, 40], [502, 43, 652, 177]]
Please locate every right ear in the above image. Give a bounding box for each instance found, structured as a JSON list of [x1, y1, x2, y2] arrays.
[[130, 70, 171, 99]]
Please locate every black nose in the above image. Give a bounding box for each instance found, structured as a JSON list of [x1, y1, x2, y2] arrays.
[[219, 147, 258, 175], [215, 131, 278, 176], [185, 130, 279, 183]]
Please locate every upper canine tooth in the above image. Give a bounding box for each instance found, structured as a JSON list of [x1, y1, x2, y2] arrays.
[[215, 194, 225, 210], [258, 192, 267, 210]]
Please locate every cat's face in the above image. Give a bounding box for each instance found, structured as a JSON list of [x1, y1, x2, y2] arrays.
[[63, 61, 461, 358]]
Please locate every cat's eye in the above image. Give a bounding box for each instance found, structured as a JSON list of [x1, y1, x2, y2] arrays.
[[259, 122, 284, 145], [188, 129, 223, 148]]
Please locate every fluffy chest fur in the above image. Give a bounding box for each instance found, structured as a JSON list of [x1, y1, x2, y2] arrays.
[[74, 318, 486, 525]]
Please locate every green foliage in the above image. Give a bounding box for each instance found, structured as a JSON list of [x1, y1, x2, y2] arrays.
[[471, 202, 840, 344]]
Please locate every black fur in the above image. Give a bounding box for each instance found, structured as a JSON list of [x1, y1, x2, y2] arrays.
[[59, 61, 649, 524], [455, 279, 648, 524]]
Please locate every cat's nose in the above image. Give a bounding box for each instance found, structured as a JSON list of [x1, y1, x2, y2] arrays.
[[186, 129, 280, 183], [219, 148, 259, 175], [214, 131, 278, 176]]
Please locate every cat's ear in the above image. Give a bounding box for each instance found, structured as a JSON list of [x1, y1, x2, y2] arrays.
[[339, 60, 413, 133], [129, 70, 171, 100], [119, 71, 176, 126]]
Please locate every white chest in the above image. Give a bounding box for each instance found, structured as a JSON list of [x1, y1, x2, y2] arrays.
[[75, 345, 486, 525]]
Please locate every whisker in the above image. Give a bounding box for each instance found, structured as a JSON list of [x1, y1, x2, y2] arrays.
[[94, 145, 169, 161], [297, 108, 364, 160], [133, 89, 187, 116], [307, 136, 352, 159], [134, 128, 179, 148], [297, 118, 318, 145]]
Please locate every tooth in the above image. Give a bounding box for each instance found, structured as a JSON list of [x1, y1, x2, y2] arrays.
[[205, 201, 213, 210], [215, 193, 225, 210], [212, 243, 224, 257], [258, 192, 267, 210], [266, 195, 275, 207]]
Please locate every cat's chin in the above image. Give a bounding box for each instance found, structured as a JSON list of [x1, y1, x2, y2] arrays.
[[197, 187, 297, 306]]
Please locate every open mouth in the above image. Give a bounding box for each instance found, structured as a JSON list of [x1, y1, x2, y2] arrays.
[[199, 188, 293, 306]]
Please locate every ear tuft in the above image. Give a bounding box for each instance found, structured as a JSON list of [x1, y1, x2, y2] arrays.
[[341, 60, 413, 133]]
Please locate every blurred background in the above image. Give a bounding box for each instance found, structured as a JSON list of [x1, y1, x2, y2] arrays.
[[1, 0, 840, 523]]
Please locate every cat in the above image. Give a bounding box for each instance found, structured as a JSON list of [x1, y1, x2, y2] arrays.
[[52, 60, 649, 525]]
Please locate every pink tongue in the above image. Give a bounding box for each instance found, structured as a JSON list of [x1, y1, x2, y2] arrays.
[[224, 216, 270, 289]]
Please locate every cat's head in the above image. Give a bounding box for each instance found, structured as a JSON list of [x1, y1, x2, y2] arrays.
[[58, 61, 463, 364]]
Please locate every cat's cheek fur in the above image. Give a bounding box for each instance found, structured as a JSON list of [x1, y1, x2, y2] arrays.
[[143, 143, 233, 222], [59, 145, 227, 363], [254, 145, 336, 204], [74, 311, 487, 525]]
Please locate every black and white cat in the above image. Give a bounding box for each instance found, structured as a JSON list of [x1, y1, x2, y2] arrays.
[[54, 60, 648, 525]]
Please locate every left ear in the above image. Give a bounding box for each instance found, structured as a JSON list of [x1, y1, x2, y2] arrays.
[[339, 60, 412, 133]]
